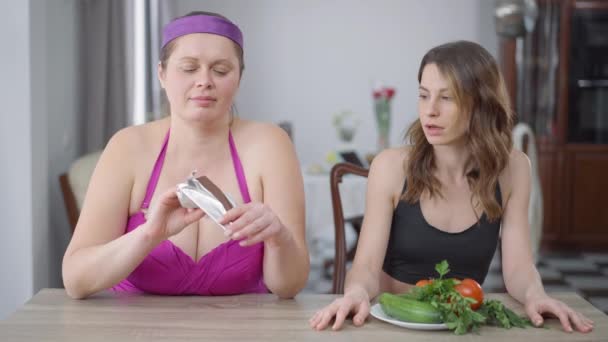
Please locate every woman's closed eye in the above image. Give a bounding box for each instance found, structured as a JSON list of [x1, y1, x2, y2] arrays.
[[181, 65, 198, 73], [213, 68, 229, 76]]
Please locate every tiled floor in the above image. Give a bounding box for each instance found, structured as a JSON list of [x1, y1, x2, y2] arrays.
[[303, 251, 608, 315]]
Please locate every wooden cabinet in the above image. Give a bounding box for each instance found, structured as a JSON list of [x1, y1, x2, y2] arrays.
[[501, 0, 608, 250], [565, 147, 608, 242]]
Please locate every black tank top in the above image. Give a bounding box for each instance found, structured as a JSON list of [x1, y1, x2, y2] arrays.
[[382, 181, 502, 285]]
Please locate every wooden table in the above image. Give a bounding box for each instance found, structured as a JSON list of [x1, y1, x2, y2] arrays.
[[1, 289, 606, 341]]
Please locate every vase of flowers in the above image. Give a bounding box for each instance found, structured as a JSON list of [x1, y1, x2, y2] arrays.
[[373, 85, 396, 151], [332, 110, 359, 147]]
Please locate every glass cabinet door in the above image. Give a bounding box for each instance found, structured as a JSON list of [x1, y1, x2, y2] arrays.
[[567, 8, 608, 144]]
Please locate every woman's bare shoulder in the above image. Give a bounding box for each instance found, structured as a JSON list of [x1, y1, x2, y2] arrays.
[[371, 147, 409, 175], [234, 119, 288, 144], [104, 118, 168, 157], [499, 149, 531, 202], [368, 147, 409, 195], [229, 119, 296, 181], [232, 119, 294, 161], [90, 119, 169, 189]]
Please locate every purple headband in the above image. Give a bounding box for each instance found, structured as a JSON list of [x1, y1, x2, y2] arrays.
[[162, 15, 243, 49]]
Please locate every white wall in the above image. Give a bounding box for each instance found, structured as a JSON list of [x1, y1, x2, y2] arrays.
[[0, 0, 34, 319], [42, 0, 78, 289], [175, 0, 498, 166], [0, 0, 77, 319], [30, 0, 78, 292], [30, 0, 51, 299]]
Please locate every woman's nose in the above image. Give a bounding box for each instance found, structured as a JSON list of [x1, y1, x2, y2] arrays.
[[424, 98, 439, 117], [195, 70, 213, 89]]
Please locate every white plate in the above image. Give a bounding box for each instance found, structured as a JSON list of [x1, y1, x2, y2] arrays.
[[369, 303, 449, 330]]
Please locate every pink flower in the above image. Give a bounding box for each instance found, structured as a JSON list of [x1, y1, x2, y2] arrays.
[[373, 87, 396, 100]]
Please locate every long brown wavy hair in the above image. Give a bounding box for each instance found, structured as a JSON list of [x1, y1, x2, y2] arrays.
[[402, 41, 514, 222]]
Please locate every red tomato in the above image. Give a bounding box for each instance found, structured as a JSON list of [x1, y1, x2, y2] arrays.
[[454, 278, 484, 310], [415, 279, 433, 287]]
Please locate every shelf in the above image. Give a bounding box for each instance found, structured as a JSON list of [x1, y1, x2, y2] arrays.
[[577, 79, 608, 88]]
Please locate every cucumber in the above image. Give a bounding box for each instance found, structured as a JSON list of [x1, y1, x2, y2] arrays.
[[397, 292, 416, 300], [379, 293, 443, 324]]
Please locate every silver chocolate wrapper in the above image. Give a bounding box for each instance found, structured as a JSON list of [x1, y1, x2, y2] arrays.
[[176, 172, 236, 231]]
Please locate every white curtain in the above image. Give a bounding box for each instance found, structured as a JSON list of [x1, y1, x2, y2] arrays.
[[131, 0, 176, 124]]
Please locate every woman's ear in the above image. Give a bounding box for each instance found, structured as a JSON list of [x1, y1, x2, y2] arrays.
[[158, 62, 166, 89]]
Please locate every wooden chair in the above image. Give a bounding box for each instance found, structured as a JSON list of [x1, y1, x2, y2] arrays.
[[329, 162, 369, 294], [59, 151, 102, 234], [59, 173, 80, 233]]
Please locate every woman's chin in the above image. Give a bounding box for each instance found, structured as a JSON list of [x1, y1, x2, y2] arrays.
[[425, 136, 467, 147], [179, 109, 226, 123], [425, 135, 446, 145]]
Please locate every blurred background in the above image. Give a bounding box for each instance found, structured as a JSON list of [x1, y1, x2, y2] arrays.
[[1, 0, 607, 318]]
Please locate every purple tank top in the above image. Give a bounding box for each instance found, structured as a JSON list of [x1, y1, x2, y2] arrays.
[[111, 130, 268, 295]]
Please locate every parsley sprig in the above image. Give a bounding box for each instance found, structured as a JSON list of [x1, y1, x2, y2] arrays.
[[478, 299, 534, 329]]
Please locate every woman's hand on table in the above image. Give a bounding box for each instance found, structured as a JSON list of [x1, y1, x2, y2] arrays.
[[525, 294, 594, 333], [309, 290, 370, 331]]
